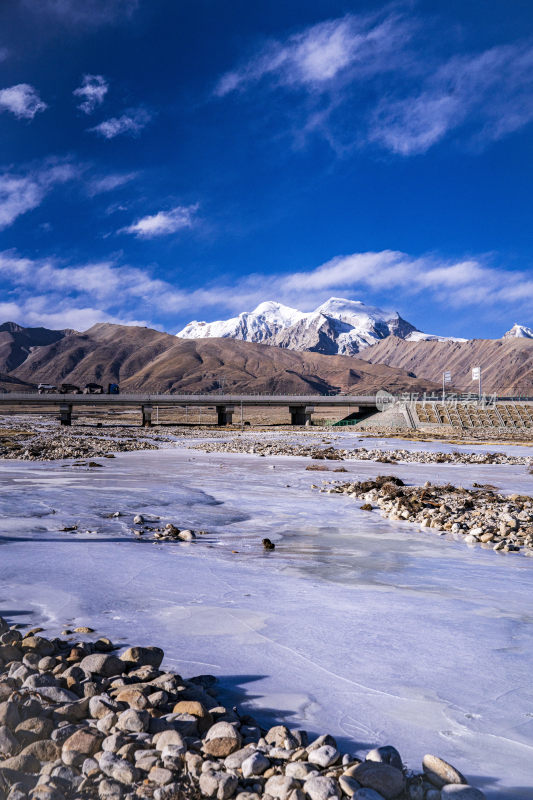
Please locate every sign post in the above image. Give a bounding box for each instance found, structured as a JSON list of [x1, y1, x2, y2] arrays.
[[472, 366, 482, 401], [442, 371, 451, 402]]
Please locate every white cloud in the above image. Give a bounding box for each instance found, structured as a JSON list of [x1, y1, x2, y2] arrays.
[[370, 42, 533, 155], [1, 246, 531, 332], [0, 160, 78, 229], [88, 107, 152, 139], [87, 172, 137, 196], [22, 0, 139, 27], [0, 48, 8, 62], [74, 74, 108, 114], [215, 12, 412, 96], [215, 11, 533, 155], [121, 204, 199, 238], [0, 84, 47, 119]]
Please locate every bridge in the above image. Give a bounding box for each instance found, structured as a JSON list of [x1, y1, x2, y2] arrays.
[[0, 393, 380, 426]]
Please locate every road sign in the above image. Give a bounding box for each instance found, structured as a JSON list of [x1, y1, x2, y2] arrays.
[[472, 367, 480, 380], [443, 371, 451, 383]]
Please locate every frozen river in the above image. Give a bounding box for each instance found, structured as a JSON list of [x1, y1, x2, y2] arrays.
[[0, 431, 532, 799]]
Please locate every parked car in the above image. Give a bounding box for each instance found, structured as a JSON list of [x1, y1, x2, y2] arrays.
[[107, 383, 120, 394], [37, 383, 57, 394], [59, 383, 81, 394], [83, 383, 104, 394]]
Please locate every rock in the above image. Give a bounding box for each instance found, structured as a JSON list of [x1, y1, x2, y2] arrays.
[[149, 766, 174, 785], [440, 786, 486, 799], [353, 791, 386, 800], [0, 725, 19, 755], [30, 685, 79, 704], [0, 701, 21, 729], [20, 739, 61, 762], [89, 694, 118, 719], [119, 646, 164, 671], [307, 734, 337, 752], [242, 751, 270, 778], [178, 529, 196, 540], [308, 745, 340, 768], [264, 775, 299, 800], [133, 515, 144, 524], [204, 721, 242, 757], [154, 729, 186, 752], [285, 762, 318, 780], [21, 637, 55, 657], [223, 744, 256, 770], [116, 708, 150, 733], [99, 778, 124, 799], [99, 751, 139, 784], [303, 774, 341, 800], [173, 700, 212, 733], [265, 725, 300, 750], [365, 747, 402, 771], [352, 762, 405, 799], [339, 776, 362, 796], [422, 755, 466, 789], [79, 654, 124, 677], [200, 770, 239, 800], [0, 749, 41, 772], [114, 687, 149, 709], [62, 728, 103, 766]]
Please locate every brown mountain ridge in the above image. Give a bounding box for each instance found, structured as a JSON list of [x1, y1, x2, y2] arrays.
[[7, 322, 436, 394]]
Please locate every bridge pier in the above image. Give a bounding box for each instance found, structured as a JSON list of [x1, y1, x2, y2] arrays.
[[142, 404, 152, 427], [216, 405, 234, 426], [59, 403, 72, 426], [289, 405, 314, 426]]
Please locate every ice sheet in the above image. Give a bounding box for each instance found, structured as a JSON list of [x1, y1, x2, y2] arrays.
[[0, 440, 532, 799]]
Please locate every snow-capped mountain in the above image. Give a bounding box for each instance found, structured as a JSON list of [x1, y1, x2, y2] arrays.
[[405, 331, 468, 343], [178, 297, 421, 355], [503, 323, 533, 339]]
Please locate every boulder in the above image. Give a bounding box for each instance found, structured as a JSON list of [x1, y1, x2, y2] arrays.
[[303, 774, 341, 800], [422, 755, 467, 789], [203, 721, 241, 758], [351, 762, 404, 800], [79, 654, 124, 677], [120, 646, 164, 671]]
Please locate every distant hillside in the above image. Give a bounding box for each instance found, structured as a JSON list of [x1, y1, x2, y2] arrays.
[[10, 322, 437, 394], [0, 322, 69, 372], [359, 336, 533, 393]]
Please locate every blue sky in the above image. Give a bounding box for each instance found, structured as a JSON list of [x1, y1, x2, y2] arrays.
[[0, 0, 532, 337]]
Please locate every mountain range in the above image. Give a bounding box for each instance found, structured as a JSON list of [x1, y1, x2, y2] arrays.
[[0, 297, 531, 395], [0, 321, 436, 395], [177, 297, 466, 355]]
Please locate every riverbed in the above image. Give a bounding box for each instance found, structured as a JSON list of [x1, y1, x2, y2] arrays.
[[0, 432, 532, 798]]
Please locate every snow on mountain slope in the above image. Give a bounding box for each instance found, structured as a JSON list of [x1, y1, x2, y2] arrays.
[[504, 323, 533, 339], [406, 331, 468, 343], [177, 301, 306, 344], [177, 297, 420, 355]]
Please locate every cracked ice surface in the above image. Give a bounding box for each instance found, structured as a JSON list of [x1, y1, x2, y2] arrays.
[[0, 437, 532, 799]]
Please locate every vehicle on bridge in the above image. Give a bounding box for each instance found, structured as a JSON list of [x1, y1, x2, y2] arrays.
[[37, 383, 57, 394], [83, 383, 104, 394], [59, 383, 82, 394], [108, 383, 120, 394]]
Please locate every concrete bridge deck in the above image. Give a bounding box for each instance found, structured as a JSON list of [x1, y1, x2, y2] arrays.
[[0, 393, 379, 426]]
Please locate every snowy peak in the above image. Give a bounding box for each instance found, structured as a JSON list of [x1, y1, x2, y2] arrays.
[[504, 323, 533, 339], [177, 301, 306, 345], [177, 297, 420, 355]]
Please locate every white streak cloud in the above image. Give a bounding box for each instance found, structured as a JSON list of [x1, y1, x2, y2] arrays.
[[87, 172, 137, 196], [0, 84, 47, 119], [121, 204, 199, 238], [215, 11, 533, 155], [88, 107, 152, 138], [74, 74, 108, 114], [0, 161, 78, 229]]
